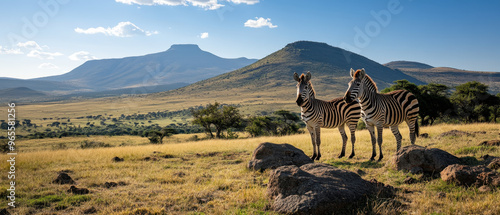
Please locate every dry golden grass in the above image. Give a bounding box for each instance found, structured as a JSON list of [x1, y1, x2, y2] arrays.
[[1, 123, 499, 214]]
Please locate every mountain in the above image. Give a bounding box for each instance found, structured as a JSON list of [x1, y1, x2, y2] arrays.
[[384, 61, 434, 70], [151, 41, 426, 106], [0, 87, 46, 99], [36, 44, 257, 91], [386, 62, 500, 94]]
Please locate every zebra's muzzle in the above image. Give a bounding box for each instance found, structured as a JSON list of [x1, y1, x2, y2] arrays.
[[344, 92, 353, 103]]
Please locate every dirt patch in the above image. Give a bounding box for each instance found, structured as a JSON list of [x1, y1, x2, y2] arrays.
[[68, 186, 90, 194], [438, 130, 472, 138], [112, 157, 124, 162]]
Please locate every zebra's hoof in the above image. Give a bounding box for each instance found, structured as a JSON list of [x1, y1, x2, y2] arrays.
[[348, 154, 355, 159], [369, 157, 375, 161], [377, 157, 383, 162], [338, 154, 345, 159]]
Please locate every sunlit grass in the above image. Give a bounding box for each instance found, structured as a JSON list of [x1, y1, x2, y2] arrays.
[[0, 123, 499, 214]]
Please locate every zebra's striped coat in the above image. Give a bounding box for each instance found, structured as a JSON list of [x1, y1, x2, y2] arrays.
[[344, 68, 419, 161], [294, 72, 361, 160]]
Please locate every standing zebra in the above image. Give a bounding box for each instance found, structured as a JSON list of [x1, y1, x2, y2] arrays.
[[294, 72, 361, 160], [343, 68, 419, 161]]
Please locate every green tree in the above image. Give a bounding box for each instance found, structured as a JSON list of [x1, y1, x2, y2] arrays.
[[381, 79, 419, 95], [191, 102, 242, 139], [418, 83, 453, 125], [144, 127, 177, 144], [450, 81, 497, 122]]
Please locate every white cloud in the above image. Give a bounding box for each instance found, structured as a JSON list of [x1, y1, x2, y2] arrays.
[[27, 50, 63, 59], [0, 46, 23, 55], [116, 0, 226, 10], [69, 51, 97, 61], [244, 17, 277, 28], [17, 41, 42, 50], [38, 63, 59, 69], [228, 0, 259, 5], [75, 22, 158, 37], [200, 32, 209, 39]]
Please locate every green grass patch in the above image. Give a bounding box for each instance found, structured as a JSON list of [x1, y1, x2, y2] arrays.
[[455, 146, 497, 155], [27, 195, 64, 209]]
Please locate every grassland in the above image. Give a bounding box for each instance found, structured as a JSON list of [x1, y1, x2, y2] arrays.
[[1, 123, 499, 214]]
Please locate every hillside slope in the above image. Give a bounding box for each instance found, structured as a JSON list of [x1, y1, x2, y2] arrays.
[[152, 41, 425, 106], [387, 62, 500, 93]]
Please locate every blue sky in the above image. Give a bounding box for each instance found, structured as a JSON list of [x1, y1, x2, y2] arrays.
[[1, 0, 499, 79]]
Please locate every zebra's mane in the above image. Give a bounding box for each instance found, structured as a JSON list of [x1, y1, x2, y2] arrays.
[[362, 74, 378, 92]]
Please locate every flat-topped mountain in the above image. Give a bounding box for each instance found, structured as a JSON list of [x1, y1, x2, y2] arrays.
[[36, 44, 257, 91]]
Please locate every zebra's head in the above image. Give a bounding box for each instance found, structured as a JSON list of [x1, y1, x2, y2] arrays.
[[293, 71, 314, 107], [344, 68, 366, 103]]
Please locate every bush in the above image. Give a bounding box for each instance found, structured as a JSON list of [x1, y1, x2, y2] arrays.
[[80, 140, 111, 149]]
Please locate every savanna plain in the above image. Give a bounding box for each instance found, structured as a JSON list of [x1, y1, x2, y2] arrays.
[[1, 122, 499, 214]]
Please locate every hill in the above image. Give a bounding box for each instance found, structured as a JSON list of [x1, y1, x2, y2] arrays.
[[0, 77, 82, 93], [36, 44, 257, 91], [151, 41, 425, 109], [386, 62, 500, 94], [384, 61, 434, 69], [0, 87, 46, 100]]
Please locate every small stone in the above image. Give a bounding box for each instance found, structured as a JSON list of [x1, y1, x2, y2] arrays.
[[104, 182, 118, 188], [112, 156, 124, 162], [478, 185, 492, 193], [437, 192, 446, 198], [67, 185, 90, 195], [420, 133, 429, 138], [53, 172, 75, 184]]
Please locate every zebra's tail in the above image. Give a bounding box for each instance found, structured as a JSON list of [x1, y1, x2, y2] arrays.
[[415, 119, 420, 137]]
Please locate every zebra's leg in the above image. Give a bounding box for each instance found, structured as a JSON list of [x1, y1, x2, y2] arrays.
[[390, 125, 402, 152], [315, 126, 322, 161], [338, 125, 348, 158], [348, 122, 357, 159], [366, 124, 377, 161], [376, 125, 384, 161], [407, 119, 418, 145], [306, 125, 317, 161]]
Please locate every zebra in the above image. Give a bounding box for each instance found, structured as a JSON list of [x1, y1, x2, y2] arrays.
[[343, 68, 419, 161], [294, 71, 362, 161]]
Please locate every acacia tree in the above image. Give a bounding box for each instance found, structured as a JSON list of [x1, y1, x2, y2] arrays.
[[191, 102, 242, 139], [145, 127, 177, 144]]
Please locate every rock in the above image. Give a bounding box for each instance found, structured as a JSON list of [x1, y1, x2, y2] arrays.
[[53, 172, 75, 184], [0, 208, 10, 215], [388, 145, 461, 174], [479, 140, 500, 146], [104, 182, 118, 188], [403, 176, 417, 184], [248, 142, 313, 172], [112, 156, 124, 162], [267, 163, 387, 214], [83, 206, 97, 214], [420, 133, 429, 138], [440, 164, 496, 186], [437, 192, 446, 198], [478, 185, 492, 193], [67, 185, 90, 194], [487, 158, 500, 170], [438, 130, 471, 138]]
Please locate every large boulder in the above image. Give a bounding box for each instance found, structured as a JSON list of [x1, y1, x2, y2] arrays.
[[247, 142, 313, 171], [387, 145, 461, 174], [440, 164, 500, 187], [267, 163, 389, 215]]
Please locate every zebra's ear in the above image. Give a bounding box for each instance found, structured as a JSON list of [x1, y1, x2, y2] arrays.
[[293, 72, 300, 82], [355, 69, 366, 79], [350, 68, 356, 78], [305, 71, 312, 82]]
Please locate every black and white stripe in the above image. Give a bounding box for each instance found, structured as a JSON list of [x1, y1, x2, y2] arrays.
[[344, 68, 419, 161], [294, 72, 362, 161]]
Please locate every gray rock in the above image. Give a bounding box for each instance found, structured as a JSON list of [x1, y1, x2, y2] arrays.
[[388, 145, 461, 174], [267, 163, 392, 215], [247, 142, 313, 171]]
